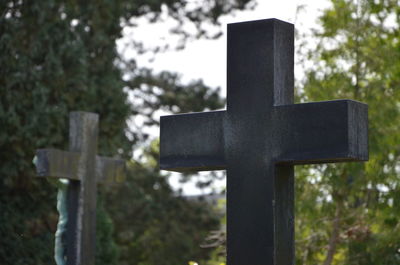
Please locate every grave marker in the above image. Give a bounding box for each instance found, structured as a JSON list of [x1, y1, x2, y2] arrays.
[[35, 111, 126, 265], [159, 19, 368, 265]]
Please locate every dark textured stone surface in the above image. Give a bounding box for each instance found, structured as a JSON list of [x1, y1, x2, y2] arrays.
[[160, 19, 368, 265], [36, 149, 126, 183], [160, 111, 225, 171], [35, 111, 126, 265]]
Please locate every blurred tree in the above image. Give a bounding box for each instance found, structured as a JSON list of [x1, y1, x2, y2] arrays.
[[295, 0, 400, 264], [106, 140, 220, 265], [0, 0, 254, 264]]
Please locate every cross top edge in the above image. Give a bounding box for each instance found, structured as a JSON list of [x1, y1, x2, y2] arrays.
[[69, 111, 99, 122], [227, 18, 293, 27]]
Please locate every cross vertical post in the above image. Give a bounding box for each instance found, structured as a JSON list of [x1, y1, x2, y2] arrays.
[[66, 112, 98, 265], [35, 111, 126, 265], [225, 19, 295, 265], [160, 19, 368, 265]]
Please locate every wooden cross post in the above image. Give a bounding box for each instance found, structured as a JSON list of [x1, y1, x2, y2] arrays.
[[35, 111, 126, 265], [159, 19, 368, 265]]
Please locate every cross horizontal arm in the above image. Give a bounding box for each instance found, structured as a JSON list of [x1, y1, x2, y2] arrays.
[[275, 100, 368, 164], [160, 110, 226, 172], [36, 149, 126, 183], [36, 149, 81, 180], [96, 156, 126, 183]]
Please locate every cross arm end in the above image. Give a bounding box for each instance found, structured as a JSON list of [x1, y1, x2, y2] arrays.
[[35, 148, 80, 180], [96, 156, 126, 183], [276, 100, 368, 165], [160, 111, 226, 172]]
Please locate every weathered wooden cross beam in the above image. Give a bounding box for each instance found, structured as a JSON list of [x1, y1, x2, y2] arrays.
[[35, 111, 125, 265], [160, 19, 368, 265]]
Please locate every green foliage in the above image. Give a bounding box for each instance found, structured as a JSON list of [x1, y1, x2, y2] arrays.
[[96, 196, 119, 265], [105, 141, 220, 265], [1, 1, 130, 264], [0, 0, 252, 264], [296, 0, 400, 264], [0, 184, 57, 265]]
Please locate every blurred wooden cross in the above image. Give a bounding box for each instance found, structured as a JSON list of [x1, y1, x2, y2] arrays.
[[35, 111, 125, 265], [159, 19, 368, 265]]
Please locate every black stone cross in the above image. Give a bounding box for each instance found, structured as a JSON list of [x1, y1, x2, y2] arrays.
[[160, 19, 368, 265], [35, 111, 126, 265]]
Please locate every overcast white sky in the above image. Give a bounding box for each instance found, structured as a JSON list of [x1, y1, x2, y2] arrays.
[[118, 0, 331, 195]]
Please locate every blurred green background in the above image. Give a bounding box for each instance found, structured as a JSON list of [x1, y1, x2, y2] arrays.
[[1, 0, 399, 264]]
